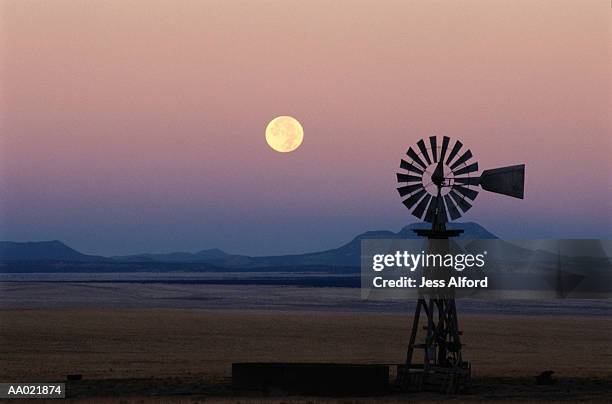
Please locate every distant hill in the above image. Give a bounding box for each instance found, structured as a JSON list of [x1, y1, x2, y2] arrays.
[[241, 222, 497, 268], [110, 222, 496, 267], [0, 240, 107, 262], [0, 222, 496, 266]]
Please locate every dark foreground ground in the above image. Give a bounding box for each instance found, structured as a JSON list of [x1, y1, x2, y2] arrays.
[[1, 309, 611, 402], [1, 375, 605, 403]]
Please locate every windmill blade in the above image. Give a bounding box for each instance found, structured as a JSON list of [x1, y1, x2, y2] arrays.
[[400, 159, 424, 175], [429, 136, 437, 162], [424, 196, 448, 223], [479, 164, 525, 199], [453, 162, 478, 176], [412, 194, 431, 219], [445, 140, 463, 165], [439, 136, 450, 162], [406, 147, 427, 169], [397, 183, 424, 197], [453, 184, 479, 200], [396, 173, 421, 183], [436, 197, 449, 223], [454, 177, 480, 186], [424, 196, 438, 223], [449, 149, 473, 170], [443, 194, 462, 220], [402, 189, 426, 209], [449, 190, 472, 212], [417, 139, 432, 165]]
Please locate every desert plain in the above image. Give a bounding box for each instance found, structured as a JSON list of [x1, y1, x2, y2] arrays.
[[1, 307, 611, 402]]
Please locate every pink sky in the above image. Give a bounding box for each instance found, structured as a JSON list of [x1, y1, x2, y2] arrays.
[[1, 0, 610, 255]]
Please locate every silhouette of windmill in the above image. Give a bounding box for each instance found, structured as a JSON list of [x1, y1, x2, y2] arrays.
[[395, 135, 525, 393]]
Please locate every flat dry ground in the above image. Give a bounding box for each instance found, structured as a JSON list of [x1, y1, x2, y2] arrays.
[[1, 309, 611, 402]]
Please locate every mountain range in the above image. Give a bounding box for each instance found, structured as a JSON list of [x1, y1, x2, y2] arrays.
[[0, 222, 496, 268]]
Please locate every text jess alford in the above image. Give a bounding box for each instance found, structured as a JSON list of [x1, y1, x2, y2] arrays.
[[372, 276, 488, 288]]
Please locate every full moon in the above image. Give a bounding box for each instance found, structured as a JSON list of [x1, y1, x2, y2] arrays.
[[265, 116, 304, 153]]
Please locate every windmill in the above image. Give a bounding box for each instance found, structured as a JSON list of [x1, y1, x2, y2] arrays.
[[395, 135, 525, 393]]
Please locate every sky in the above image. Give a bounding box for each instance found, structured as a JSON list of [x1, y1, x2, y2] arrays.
[[1, 0, 611, 256]]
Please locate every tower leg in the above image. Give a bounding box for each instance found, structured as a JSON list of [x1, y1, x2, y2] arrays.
[[405, 298, 424, 368]]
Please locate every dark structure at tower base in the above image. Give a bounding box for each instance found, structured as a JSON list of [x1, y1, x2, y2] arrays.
[[232, 363, 389, 396]]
